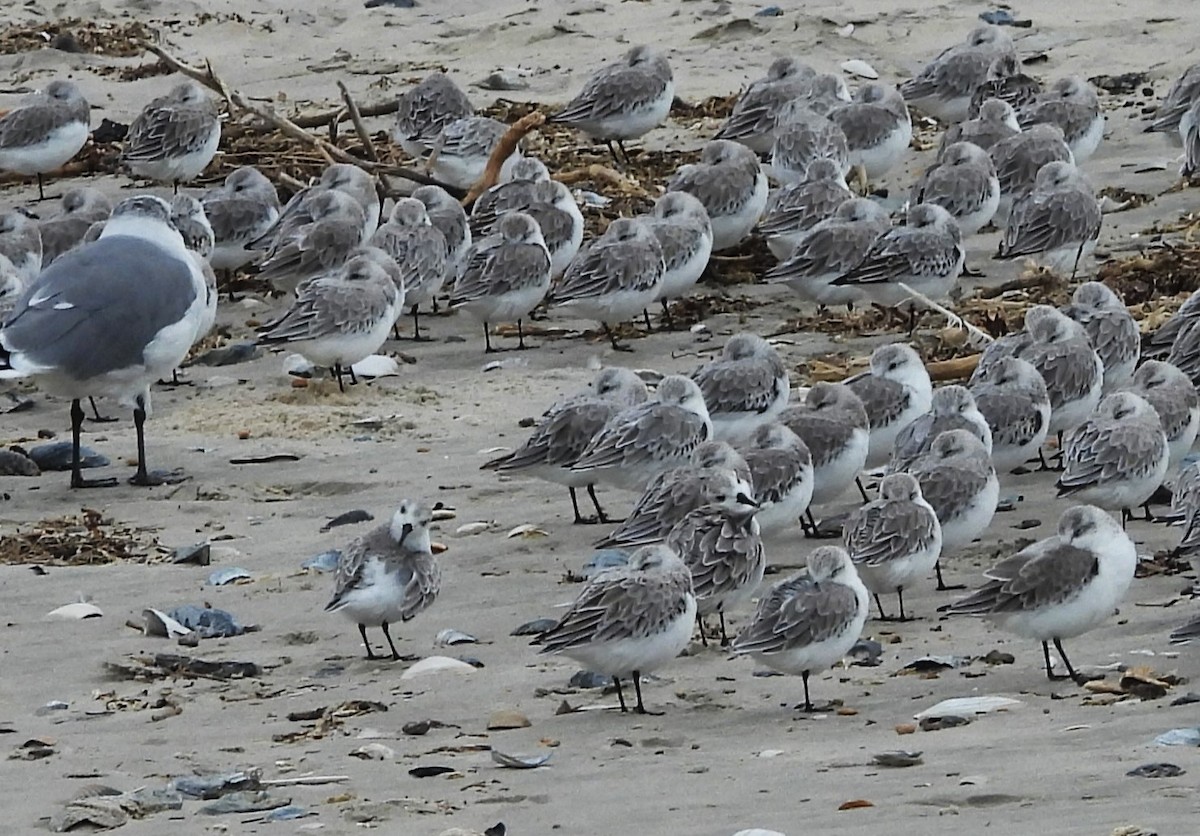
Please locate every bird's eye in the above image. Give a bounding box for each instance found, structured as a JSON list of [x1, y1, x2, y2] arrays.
[[715, 494, 727, 503]]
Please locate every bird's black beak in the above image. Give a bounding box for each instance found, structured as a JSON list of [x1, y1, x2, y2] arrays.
[[737, 492, 759, 508], [401, 523, 414, 541]]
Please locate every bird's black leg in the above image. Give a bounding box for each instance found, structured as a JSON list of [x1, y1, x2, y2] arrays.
[[718, 609, 730, 647], [568, 487, 588, 524], [874, 593, 889, 620], [642, 309, 654, 332], [1070, 243, 1084, 280], [617, 141, 632, 165], [612, 676, 628, 712], [409, 307, 432, 341], [603, 323, 633, 352], [697, 616, 709, 648], [632, 670, 661, 715], [347, 365, 359, 386], [797, 671, 815, 712], [358, 623, 378, 660], [1053, 638, 1084, 683], [1141, 503, 1156, 522], [605, 140, 621, 165], [484, 322, 497, 353], [1121, 508, 1132, 530], [660, 299, 674, 329], [36, 173, 47, 201], [69, 399, 117, 489], [856, 476, 871, 503], [332, 365, 346, 392], [586, 484, 611, 524], [88, 396, 117, 423], [381, 622, 401, 661], [516, 320, 530, 350], [934, 561, 964, 591], [128, 394, 166, 486], [897, 588, 909, 621]]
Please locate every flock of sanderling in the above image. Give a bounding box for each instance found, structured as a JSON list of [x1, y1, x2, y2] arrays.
[[2, 23, 1200, 714]]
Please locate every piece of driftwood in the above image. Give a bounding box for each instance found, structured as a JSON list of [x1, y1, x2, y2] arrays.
[[460, 110, 546, 206]]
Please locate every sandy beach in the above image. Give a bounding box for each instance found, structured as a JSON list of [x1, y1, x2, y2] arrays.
[[1, 1, 1199, 834]]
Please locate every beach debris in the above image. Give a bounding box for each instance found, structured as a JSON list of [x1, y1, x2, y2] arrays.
[[27, 441, 108, 471], [486, 710, 531, 731], [0, 449, 39, 476], [902, 655, 972, 672], [914, 696, 1023, 720], [919, 715, 972, 731], [1154, 727, 1200, 747], [848, 638, 883, 666], [199, 790, 291, 815], [507, 523, 548, 539], [732, 831, 786, 836], [228, 453, 301, 465], [172, 543, 211, 565], [173, 769, 262, 799], [1, 391, 33, 412], [50, 786, 183, 832], [1126, 763, 1185, 778], [303, 549, 342, 572], [436, 628, 479, 647], [840, 59, 878, 80], [838, 799, 874, 810], [409, 765, 457, 778], [512, 618, 557, 636], [872, 751, 923, 767], [350, 742, 396, 760], [455, 522, 492, 537], [400, 656, 477, 680], [207, 567, 252, 586], [106, 653, 262, 681], [11, 736, 56, 760], [188, 341, 260, 366], [475, 70, 530, 91], [275, 701, 388, 743], [979, 9, 1032, 27], [491, 750, 551, 769], [0, 510, 156, 567], [581, 549, 630, 578], [568, 670, 610, 690], [46, 600, 103, 620], [352, 354, 401, 379], [36, 701, 69, 716], [321, 509, 375, 531]]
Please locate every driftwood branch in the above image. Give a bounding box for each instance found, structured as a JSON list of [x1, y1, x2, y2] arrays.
[[460, 110, 546, 206], [292, 99, 399, 129], [336, 81, 379, 164]]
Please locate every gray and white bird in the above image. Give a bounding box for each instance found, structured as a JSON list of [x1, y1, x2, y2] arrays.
[[900, 25, 1016, 124], [369, 197, 448, 340], [969, 355, 1051, 475], [1145, 63, 1200, 144], [780, 382, 872, 521], [1018, 76, 1105, 164], [522, 180, 585, 280], [997, 161, 1101, 279], [254, 164, 379, 249], [734, 422, 814, 537], [258, 189, 367, 295], [427, 116, 522, 191], [412, 184, 472, 282], [642, 191, 713, 322], [1061, 282, 1139, 391], [199, 166, 281, 274], [967, 54, 1043, 119], [846, 343, 934, 470], [888, 384, 993, 474], [909, 141, 1000, 236], [940, 97, 1021, 156], [0, 209, 42, 285], [989, 123, 1074, 223], [393, 72, 474, 160], [758, 157, 853, 260], [0, 79, 90, 200], [122, 80, 221, 189], [714, 57, 817, 155], [37, 187, 113, 267], [827, 82, 912, 182], [468, 157, 551, 235], [767, 103, 851, 186], [666, 139, 768, 252], [325, 500, 440, 661], [691, 333, 790, 441], [1123, 360, 1200, 475]]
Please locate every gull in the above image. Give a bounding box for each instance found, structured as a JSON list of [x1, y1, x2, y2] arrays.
[[426, 115, 521, 192], [714, 57, 816, 155], [734, 422, 814, 537], [199, 166, 281, 275], [758, 157, 853, 260], [257, 190, 367, 294], [37, 187, 113, 267], [831, 203, 965, 322], [642, 191, 713, 324], [370, 197, 449, 340], [413, 184, 472, 281], [1061, 282, 1139, 391], [1145, 63, 1200, 144], [570, 374, 712, 493], [827, 82, 912, 183], [731, 546, 869, 711], [909, 141, 1000, 236], [888, 385, 993, 474], [121, 79, 221, 190], [900, 25, 1016, 124], [325, 500, 440, 661], [845, 343, 933, 470], [763, 197, 891, 308], [968, 54, 1043, 119], [948, 505, 1136, 683], [0, 195, 207, 487], [968, 355, 1051, 474], [393, 72, 474, 160], [256, 252, 399, 391], [767, 103, 851, 186], [0, 79, 90, 200], [997, 161, 1101, 279], [940, 98, 1021, 156], [779, 382, 872, 526], [691, 332, 790, 440], [548, 45, 674, 164], [468, 157, 551, 235], [450, 211, 551, 352], [988, 123, 1074, 223], [1056, 392, 1170, 526], [0, 209, 42, 285], [547, 217, 665, 351], [909, 429, 999, 590], [1123, 360, 1200, 475], [666, 139, 768, 252], [482, 367, 648, 524], [844, 472, 942, 620], [1018, 76, 1105, 164]]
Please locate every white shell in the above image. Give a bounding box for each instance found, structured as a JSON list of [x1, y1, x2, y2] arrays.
[[914, 696, 1023, 720], [350, 743, 395, 760], [431, 507, 458, 521], [455, 522, 491, 536], [351, 354, 401, 378], [141, 608, 193, 639], [400, 655, 477, 680], [733, 831, 787, 836], [506, 523, 549, 539], [435, 628, 478, 646], [283, 353, 315, 376], [837, 23, 855, 37], [46, 602, 103, 620], [490, 750, 552, 769], [840, 59, 879, 80]]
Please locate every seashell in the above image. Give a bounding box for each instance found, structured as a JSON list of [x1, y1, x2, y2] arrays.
[[431, 542, 449, 554], [431, 507, 458, 521], [349, 743, 395, 760], [303, 550, 342, 572], [914, 696, 1022, 720], [506, 524, 548, 539], [46, 601, 103, 620], [840, 59, 878, 80], [436, 628, 478, 647], [141, 608, 193, 639], [455, 522, 491, 536], [490, 750, 551, 769], [872, 750, 923, 767], [837, 23, 855, 37], [351, 354, 400, 379], [282, 354, 315, 377], [733, 831, 787, 836], [207, 567, 252, 586], [512, 618, 557, 636], [400, 656, 477, 680]]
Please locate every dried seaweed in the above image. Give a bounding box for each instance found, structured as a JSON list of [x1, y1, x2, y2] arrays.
[[0, 510, 160, 566], [0, 19, 157, 57]]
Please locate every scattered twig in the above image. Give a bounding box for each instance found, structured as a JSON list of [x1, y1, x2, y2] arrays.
[[898, 282, 994, 348], [336, 81, 379, 163], [926, 353, 982, 382], [291, 100, 399, 130], [974, 271, 1054, 299], [260, 775, 350, 787], [461, 110, 547, 206]]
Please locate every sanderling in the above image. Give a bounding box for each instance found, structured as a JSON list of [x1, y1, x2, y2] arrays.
[[170, 194, 217, 353], [940, 98, 1021, 157], [642, 191, 713, 323], [1057, 392, 1170, 525], [427, 116, 521, 191], [199, 166, 281, 274], [369, 197, 449, 340], [258, 190, 367, 294], [36, 187, 112, 267], [909, 429, 999, 590], [482, 367, 648, 524], [832, 203, 965, 318], [1185, 99, 1200, 178], [948, 505, 1136, 683], [0, 258, 21, 320], [1145, 63, 1200, 144], [257, 251, 399, 391], [0, 195, 208, 487], [468, 157, 551, 235], [1173, 460, 1200, 554], [325, 500, 440, 661], [844, 472, 942, 620], [900, 24, 1015, 124], [667, 486, 764, 646], [759, 158, 853, 260], [714, 57, 816, 155], [393, 72, 474, 160], [997, 161, 1101, 279], [597, 464, 755, 551], [254, 164, 379, 250], [763, 197, 890, 308], [731, 545, 868, 711], [666, 139, 768, 252], [1123, 360, 1200, 474], [1061, 282, 1139, 391], [523, 180, 586, 280], [534, 543, 696, 714], [767, 104, 851, 186], [779, 382, 871, 517], [968, 54, 1043, 119], [1018, 76, 1106, 164], [888, 385, 993, 474], [691, 333, 790, 440], [909, 141, 1000, 236], [451, 211, 551, 352], [988, 123, 1074, 223], [1171, 614, 1200, 644], [735, 422, 814, 537], [0, 209, 42, 285], [121, 80, 221, 189], [0, 80, 90, 200], [846, 343, 934, 470], [546, 216, 665, 351], [571, 374, 712, 492], [412, 184, 472, 281], [827, 83, 913, 182], [548, 45, 674, 163], [1147, 290, 1200, 360], [968, 355, 1051, 474]]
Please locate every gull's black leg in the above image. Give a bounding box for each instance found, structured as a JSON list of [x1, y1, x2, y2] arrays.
[[874, 593, 889, 620], [660, 299, 674, 329], [718, 610, 730, 647], [69, 399, 117, 489], [934, 561, 964, 591], [798, 671, 814, 712], [697, 616, 709, 648], [127, 394, 165, 487], [568, 486, 587, 524]]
